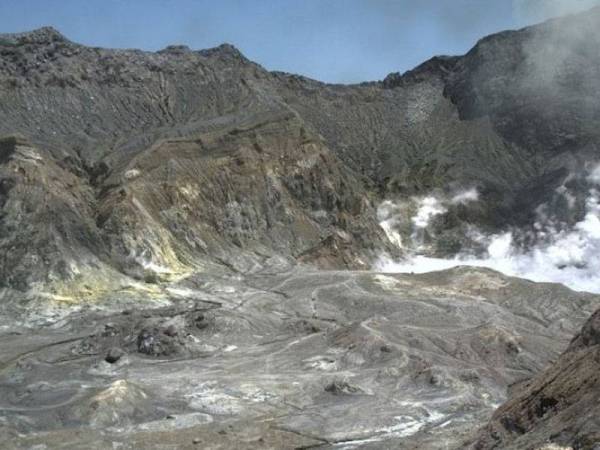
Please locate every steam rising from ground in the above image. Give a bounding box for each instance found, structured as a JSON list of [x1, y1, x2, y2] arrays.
[[412, 197, 447, 229], [513, 0, 600, 23], [376, 172, 600, 294]]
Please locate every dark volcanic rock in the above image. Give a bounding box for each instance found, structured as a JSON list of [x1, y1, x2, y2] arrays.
[[445, 11, 600, 156], [569, 308, 600, 351], [1, 9, 600, 299], [1, 9, 600, 450], [136, 328, 178, 357], [324, 379, 365, 396], [472, 307, 600, 449], [104, 347, 124, 364]]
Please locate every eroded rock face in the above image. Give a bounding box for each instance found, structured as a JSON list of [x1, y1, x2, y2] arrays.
[[95, 114, 390, 274], [0, 27, 396, 303], [0, 122, 392, 309], [569, 308, 600, 351], [0, 135, 111, 292], [1, 8, 600, 450], [472, 308, 600, 450], [1, 8, 600, 300]]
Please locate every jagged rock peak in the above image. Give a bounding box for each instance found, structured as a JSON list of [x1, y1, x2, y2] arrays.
[[158, 44, 192, 55], [197, 43, 248, 61], [382, 55, 460, 88], [0, 26, 68, 46]]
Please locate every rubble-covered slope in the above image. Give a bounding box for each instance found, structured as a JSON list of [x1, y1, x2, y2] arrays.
[[472, 307, 600, 449], [2, 9, 600, 298], [1, 9, 600, 450], [0, 27, 398, 304]]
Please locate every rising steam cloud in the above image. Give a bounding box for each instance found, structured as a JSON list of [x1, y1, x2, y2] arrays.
[[513, 0, 600, 23], [376, 166, 600, 294], [374, 6, 600, 294]]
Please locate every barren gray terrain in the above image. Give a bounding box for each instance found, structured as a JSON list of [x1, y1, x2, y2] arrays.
[[2, 265, 599, 449], [2, 7, 600, 450]]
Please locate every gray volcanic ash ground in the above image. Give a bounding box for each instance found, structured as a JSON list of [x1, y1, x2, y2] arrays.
[[2, 7, 600, 449]]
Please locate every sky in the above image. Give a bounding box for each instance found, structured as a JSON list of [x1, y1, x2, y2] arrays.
[[0, 0, 599, 84]]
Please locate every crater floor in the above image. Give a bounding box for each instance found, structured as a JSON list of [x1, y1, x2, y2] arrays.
[[1, 265, 598, 449]]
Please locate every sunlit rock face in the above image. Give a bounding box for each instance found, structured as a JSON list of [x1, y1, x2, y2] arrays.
[[0, 27, 402, 305], [2, 8, 600, 298], [1, 7, 600, 450], [472, 307, 600, 449]]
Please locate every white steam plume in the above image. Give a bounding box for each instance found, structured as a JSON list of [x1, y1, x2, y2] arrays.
[[513, 0, 600, 23], [412, 197, 447, 229], [376, 173, 600, 294], [450, 188, 479, 205]]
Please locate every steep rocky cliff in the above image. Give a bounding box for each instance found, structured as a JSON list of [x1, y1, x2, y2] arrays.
[[473, 307, 600, 449], [1, 9, 600, 300], [0, 27, 395, 304], [2, 8, 600, 450]]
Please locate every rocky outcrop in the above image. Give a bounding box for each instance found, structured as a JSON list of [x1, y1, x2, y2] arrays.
[[0, 123, 391, 303], [0, 135, 112, 291], [1, 9, 600, 302], [2, 11, 600, 448], [0, 27, 399, 303], [472, 307, 600, 449]]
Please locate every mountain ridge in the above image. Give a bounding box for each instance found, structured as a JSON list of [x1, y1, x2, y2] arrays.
[[2, 9, 600, 450], [1, 8, 599, 301]]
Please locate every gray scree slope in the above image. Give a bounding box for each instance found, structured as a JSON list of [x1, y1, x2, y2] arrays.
[[1, 7, 600, 450]]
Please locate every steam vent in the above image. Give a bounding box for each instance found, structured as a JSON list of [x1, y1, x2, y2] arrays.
[[2, 5, 600, 449]]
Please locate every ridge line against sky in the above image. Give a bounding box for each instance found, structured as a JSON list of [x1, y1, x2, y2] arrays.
[[1, 0, 599, 84]]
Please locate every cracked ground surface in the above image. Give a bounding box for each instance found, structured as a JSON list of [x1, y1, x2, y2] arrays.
[[1, 265, 599, 449]]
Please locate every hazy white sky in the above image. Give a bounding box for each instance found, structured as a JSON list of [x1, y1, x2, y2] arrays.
[[513, 0, 600, 21], [1, 0, 598, 83]]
